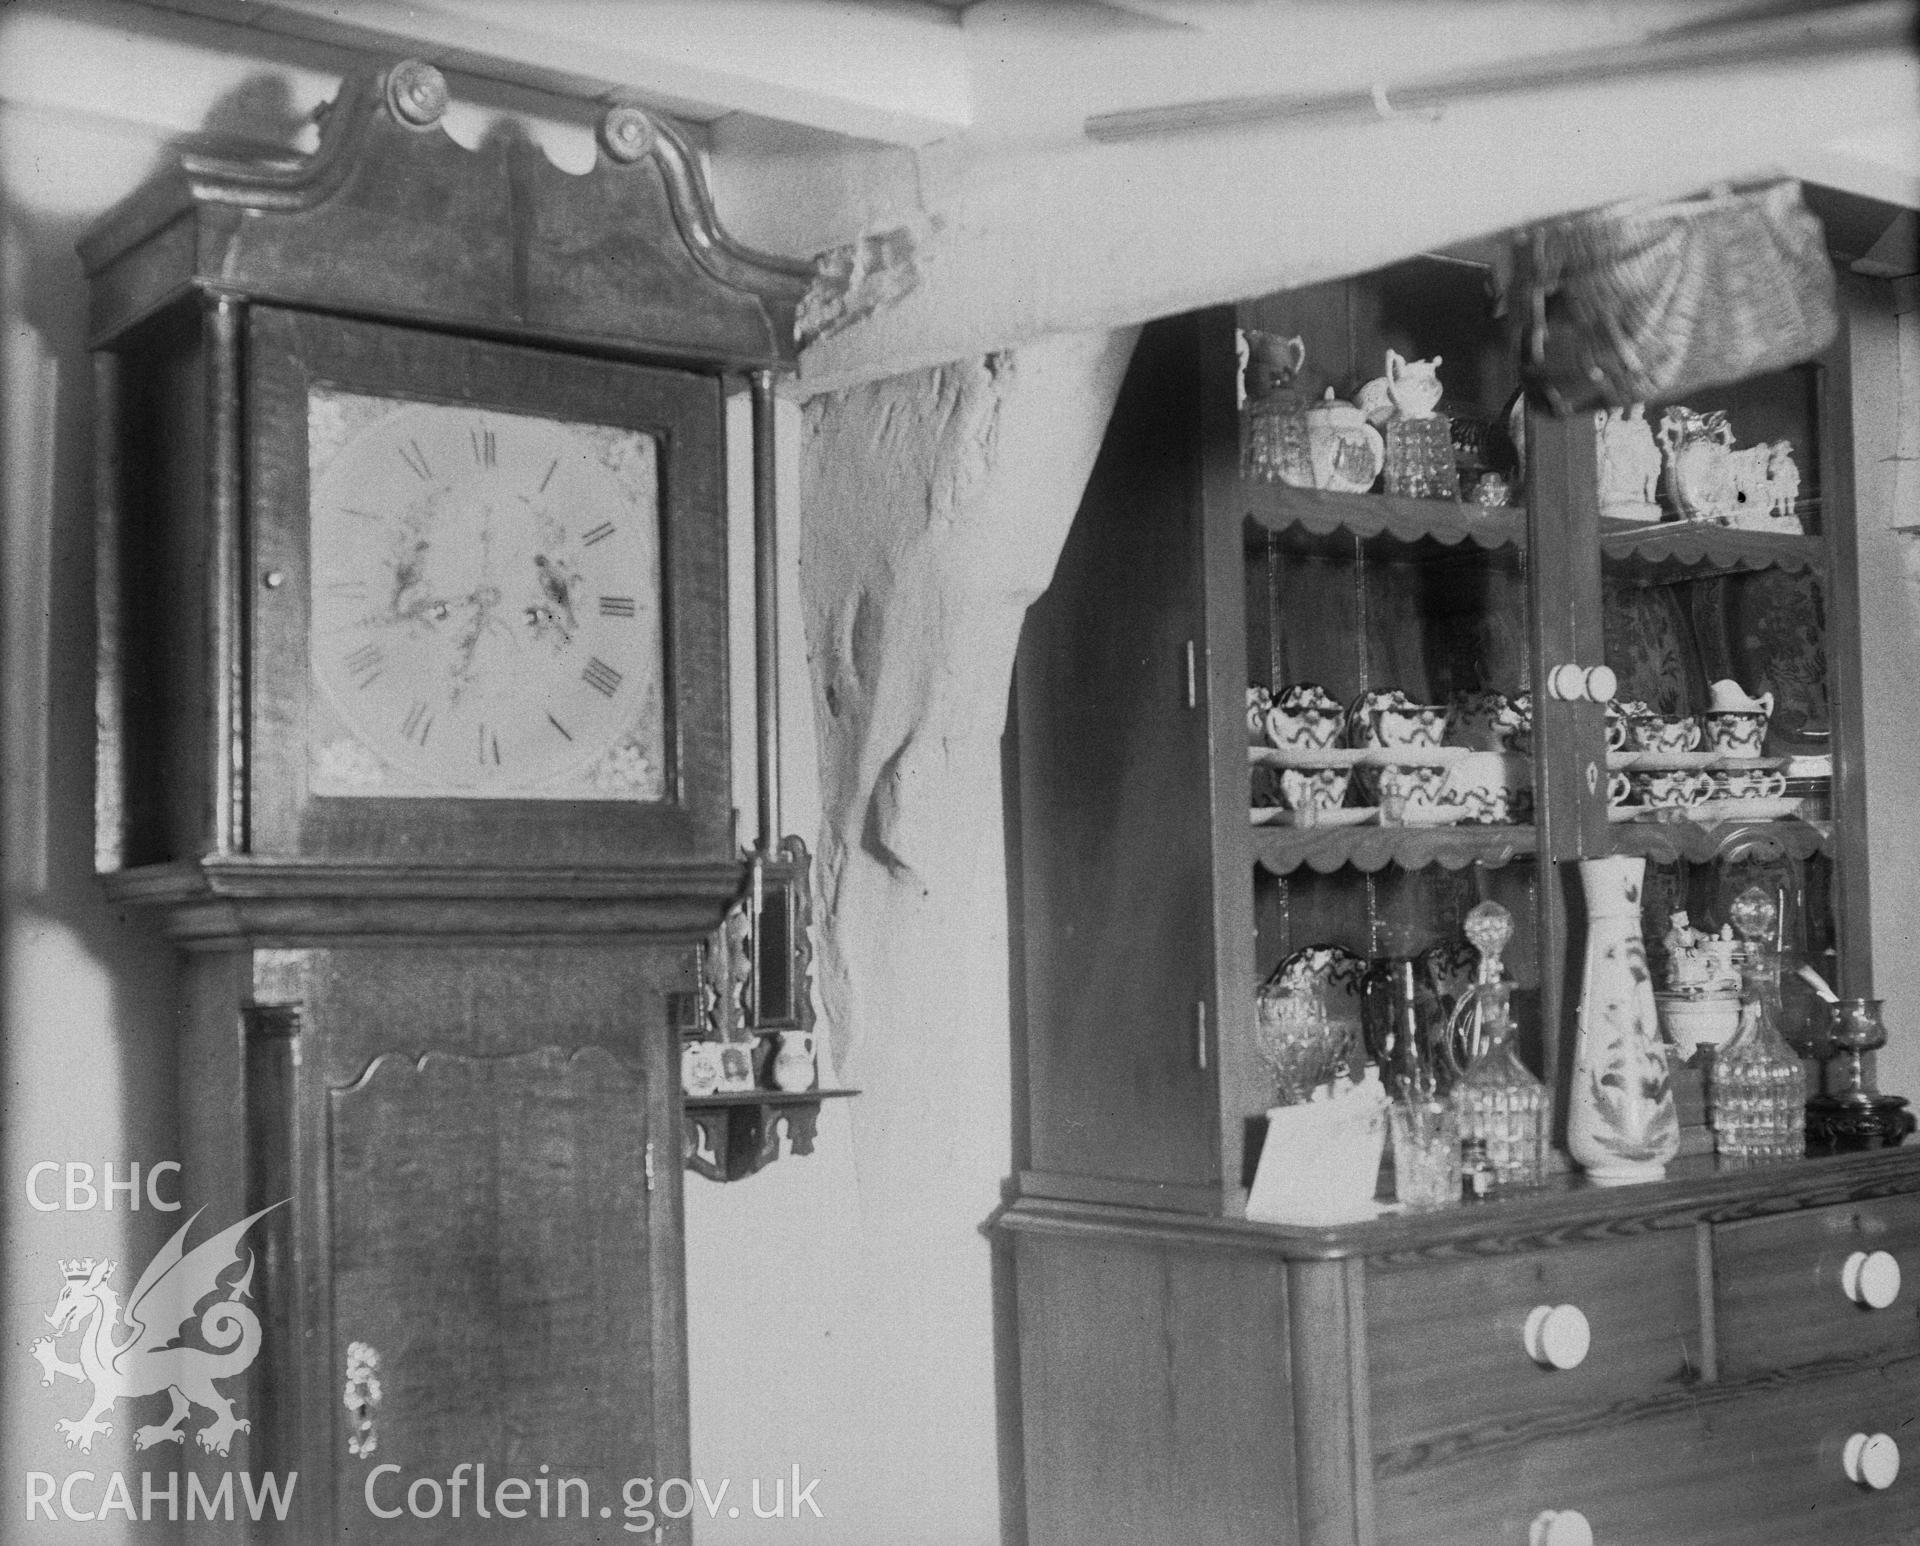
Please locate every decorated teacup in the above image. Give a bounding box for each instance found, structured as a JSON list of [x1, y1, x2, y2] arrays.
[[1606, 698, 1649, 751], [1630, 713, 1701, 754], [1266, 683, 1346, 750], [1714, 767, 1788, 800], [1373, 763, 1450, 814], [1508, 692, 1534, 757], [1278, 767, 1352, 817], [1633, 768, 1714, 808], [1446, 690, 1524, 752], [1702, 710, 1769, 757], [1703, 680, 1773, 755], [1248, 686, 1274, 746], [1608, 770, 1636, 808], [1708, 678, 1774, 715], [1444, 751, 1529, 824], [1350, 689, 1446, 749]]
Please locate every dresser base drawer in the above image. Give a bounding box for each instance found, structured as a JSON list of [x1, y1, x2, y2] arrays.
[[1375, 1365, 1919, 1546]]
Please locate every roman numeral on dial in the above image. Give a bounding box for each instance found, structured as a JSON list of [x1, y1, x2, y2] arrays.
[[581, 522, 616, 547], [477, 724, 502, 766], [598, 596, 636, 618], [400, 701, 433, 747], [471, 426, 496, 467], [398, 439, 433, 481], [344, 643, 384, 689], [582, 657, 623, 698]]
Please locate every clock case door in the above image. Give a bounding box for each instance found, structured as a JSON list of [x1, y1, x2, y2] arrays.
[[247, 306, 730, 869]]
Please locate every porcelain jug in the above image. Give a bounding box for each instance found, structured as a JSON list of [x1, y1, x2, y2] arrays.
[[1385, 351, 1445, 419], [1707, 679, 1774, 717], [1658, 407, 1737, 522], [773, 1030, 817, 1093]]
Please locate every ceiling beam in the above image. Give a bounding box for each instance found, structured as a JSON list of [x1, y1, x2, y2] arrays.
[[135, 0, 975, 145], [797, 46, 1919, 393]]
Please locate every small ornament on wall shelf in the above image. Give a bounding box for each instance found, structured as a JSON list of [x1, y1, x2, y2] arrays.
[[680, 839, 859, 1183]]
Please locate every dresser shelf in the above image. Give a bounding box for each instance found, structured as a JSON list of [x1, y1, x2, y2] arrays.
[[1600, 519, 1825, 583], [1251, 823, 1537, 876]]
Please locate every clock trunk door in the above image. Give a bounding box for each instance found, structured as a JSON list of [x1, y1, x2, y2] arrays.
[[329, 1047, 683, 1544]]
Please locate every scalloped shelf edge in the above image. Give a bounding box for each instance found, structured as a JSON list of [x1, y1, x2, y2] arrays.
[[1243, 485, 1523, 551], [1252, 826, 1537, 876]]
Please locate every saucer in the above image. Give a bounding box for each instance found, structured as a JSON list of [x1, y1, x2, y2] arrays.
[[1389, 802, 1469, 827], [1689, 797, 1805, 823], [1357, 746, 1470, 767], [1250, 746, 1365, 769], [1252, 806, 1379, 828]]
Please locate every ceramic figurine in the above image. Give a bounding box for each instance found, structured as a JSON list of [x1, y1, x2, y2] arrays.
[[1765, 441, 1802, 524], [1595, 404, 1663, 522]]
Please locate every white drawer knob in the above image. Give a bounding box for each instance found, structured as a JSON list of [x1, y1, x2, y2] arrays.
[[1524, 1304, 1591, 1370], [1530, 1508, 1594, 1546], [1843, 1432, 1900, 1491], [1842, 1250, 1902, 1309]]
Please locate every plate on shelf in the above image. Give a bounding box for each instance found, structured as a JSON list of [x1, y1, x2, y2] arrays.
[[1263, 943, 1370, 1001], [1710, 755, 1788, 771], [1607, 751, 1642, 771], [1252, 805, 1379, 828], [1689, 797, 1805, 823], [1632, 751, 1721, 771], [1609, 804, 1692, 823], [1249, 746, 1366, 769]]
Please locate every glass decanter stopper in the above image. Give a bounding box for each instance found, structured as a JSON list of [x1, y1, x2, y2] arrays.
[[1710, 887, 1808, 1166], [1454, 980, 1552, 1190], [1443, 901, 1513, 1080]]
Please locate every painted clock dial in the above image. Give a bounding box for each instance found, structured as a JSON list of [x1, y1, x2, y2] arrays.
[[307, 387, 667, 800]]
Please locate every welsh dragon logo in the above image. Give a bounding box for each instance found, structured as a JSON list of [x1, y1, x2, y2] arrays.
[[31, 1203, 284, 1457]]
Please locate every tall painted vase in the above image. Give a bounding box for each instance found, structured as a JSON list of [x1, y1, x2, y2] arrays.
[[1569, 856, 1679, 1183]]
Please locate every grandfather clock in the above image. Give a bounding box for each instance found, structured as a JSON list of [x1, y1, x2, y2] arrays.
[[82, 62, 807, 1543]]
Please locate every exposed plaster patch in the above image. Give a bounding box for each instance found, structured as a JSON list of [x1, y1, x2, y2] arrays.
[[798, 328, 1136, 1065], [796, 216, 935, 348]]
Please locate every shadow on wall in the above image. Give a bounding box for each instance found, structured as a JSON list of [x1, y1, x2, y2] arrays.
[[0, 68, 316, 1538]]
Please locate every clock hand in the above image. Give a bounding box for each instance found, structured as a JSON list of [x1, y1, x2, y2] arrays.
[[530, 554, 580, 643]]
